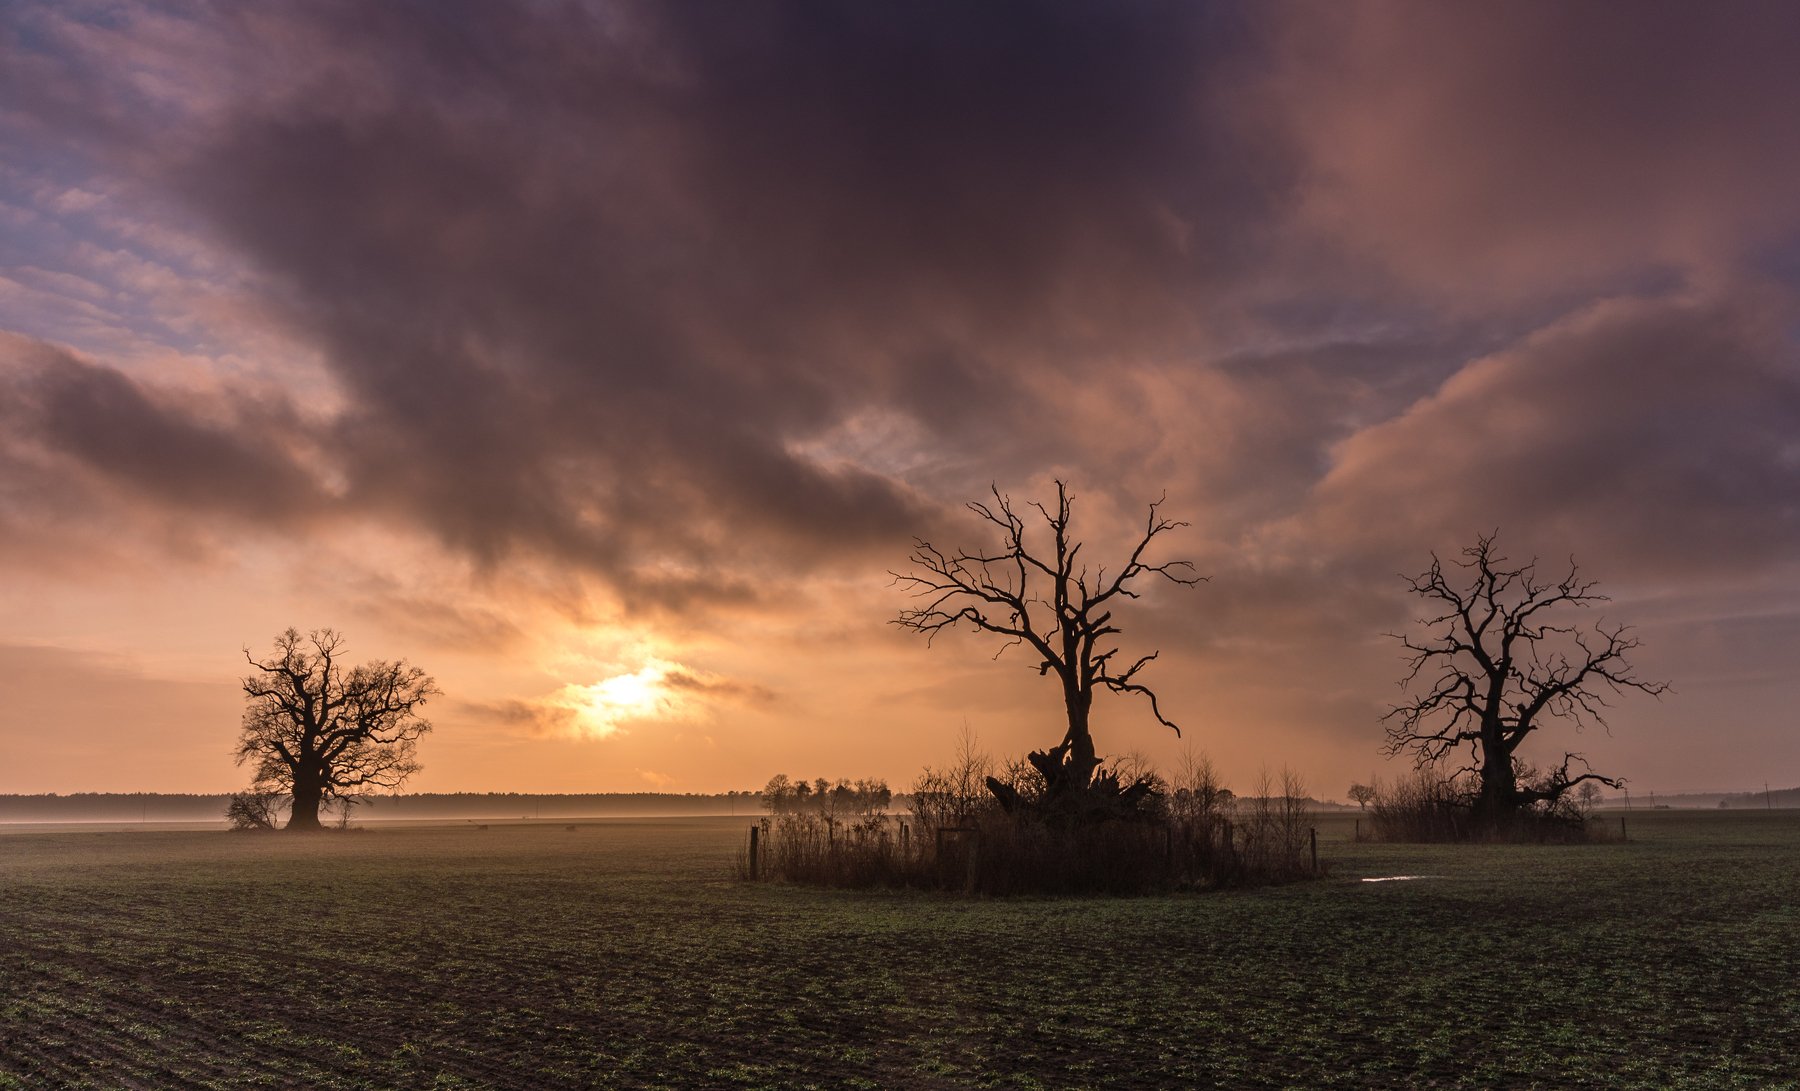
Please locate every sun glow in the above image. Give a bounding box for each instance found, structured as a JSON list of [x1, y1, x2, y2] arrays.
[[562, 660, 684, 738]]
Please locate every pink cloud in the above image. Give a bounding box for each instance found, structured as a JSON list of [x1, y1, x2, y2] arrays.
[[1262, 4, 1800, 297]]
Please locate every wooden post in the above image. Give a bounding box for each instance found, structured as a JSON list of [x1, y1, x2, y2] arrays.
[[1354, 818, 1360, 842], [748, 824, 760, 880], [1310, 827, 1318, 875], [1620, 815, 1627, 842], [963, 830, 980, 897], [901, 821, 909, 851]]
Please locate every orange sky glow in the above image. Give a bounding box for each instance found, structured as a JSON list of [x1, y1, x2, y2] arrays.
[[3, 3, 1799, 799]]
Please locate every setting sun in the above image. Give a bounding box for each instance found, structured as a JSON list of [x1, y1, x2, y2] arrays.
[[565, 662, 681, 738]]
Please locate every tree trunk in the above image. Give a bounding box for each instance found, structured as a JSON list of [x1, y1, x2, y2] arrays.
[[1475, 737, 1519, 823], [286, 777, 324, 832], [1060, 689, 1100, 789]]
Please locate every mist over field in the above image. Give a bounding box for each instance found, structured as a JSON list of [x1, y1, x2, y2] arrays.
[[0, 792, 763, 825]]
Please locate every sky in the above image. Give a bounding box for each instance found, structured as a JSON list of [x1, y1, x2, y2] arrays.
[[3, 1, 1799, 798]]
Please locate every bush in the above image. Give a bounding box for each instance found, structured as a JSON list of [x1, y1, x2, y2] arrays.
[[743, 738, 1319, 894], [1364, 769, 1475, 842], [225, 791, 287, 831], [1363, 767, 1615, 843]]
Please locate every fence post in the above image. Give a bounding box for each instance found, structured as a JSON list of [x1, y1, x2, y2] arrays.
[[748, 824, 760, 881], [1354, 818, 1360, 842], [963, 830, 980, 897], [1620, 815, 1627, 842], [900, 820, 909, 852], [1310, 827, 1318, 875]]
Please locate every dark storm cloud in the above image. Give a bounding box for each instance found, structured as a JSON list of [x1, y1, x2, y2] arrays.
[[2, 335, 327, 524], [73, 0, 1267, 611], [7, 0, 1800, 632], [0, 332, 335, 574], [1302, 293, 1800, 579]]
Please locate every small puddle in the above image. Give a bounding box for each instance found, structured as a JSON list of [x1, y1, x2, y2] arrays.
[[1360, 875, 1434, 883]]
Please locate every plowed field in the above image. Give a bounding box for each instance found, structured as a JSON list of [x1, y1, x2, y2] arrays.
[[3, 811, 1797, 1088]]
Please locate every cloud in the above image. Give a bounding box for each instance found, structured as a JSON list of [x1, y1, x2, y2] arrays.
[[4, 334, 329, 523], [459, 658, 775, 742], [1296, 292, 1800, 579], [658, 666, 777, 708], [455, 698, 578, 739], [0, 1, 1300, 615], [1259, 3, 1800, 298], [6, 3, 1800, 793]]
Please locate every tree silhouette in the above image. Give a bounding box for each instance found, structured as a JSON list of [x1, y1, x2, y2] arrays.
[[1383, 535, 1667, 821], [893, 481, 1201, 813], [238, 628, 438, 831]]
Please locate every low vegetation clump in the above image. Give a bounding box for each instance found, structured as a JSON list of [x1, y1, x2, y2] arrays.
[[748, 776, 905, 887], [1363, 766, 1613, 843], [746, 740, 1319, 894], [224, 790, 288, 832]]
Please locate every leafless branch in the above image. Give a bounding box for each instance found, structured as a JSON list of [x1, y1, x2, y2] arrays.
[[893, 481, 1203, 790], [1384, 534, 1666, 814]]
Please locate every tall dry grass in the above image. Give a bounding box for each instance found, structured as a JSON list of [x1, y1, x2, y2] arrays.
[[744, 736, 1318, 894], [1362, 766, 1615, 843]]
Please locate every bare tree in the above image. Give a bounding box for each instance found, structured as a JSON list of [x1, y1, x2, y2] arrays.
[[1347, 782, 1376, 810], [1383, 535, 1667, 821], [1575, 780, 1604, 816], [238, 628, 439, 831], [893, 481, 1201, 812]]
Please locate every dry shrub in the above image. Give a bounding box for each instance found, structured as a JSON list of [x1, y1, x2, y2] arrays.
[[1365, 767, 1609, 843], [1366, 769, 1474, 842], [225, 791, 286, 831], [745, 736, 1318, 894], [907, 725, 992, 832], [1233, 767, 1315, 880], [746, 812, 914, 887]]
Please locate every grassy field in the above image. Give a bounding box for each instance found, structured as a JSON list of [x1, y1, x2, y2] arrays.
[[2, 810, 1797, 1089]]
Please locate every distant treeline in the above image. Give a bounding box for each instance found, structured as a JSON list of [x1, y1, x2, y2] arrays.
[[1707, 786, 1800, 809], [1595, 786, 1800, 809], [0, 791, 765, 823]]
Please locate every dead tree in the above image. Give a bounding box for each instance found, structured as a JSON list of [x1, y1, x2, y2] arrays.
[[238, 628, 438, 831], [893, 481, 1202, 816], [1383, 534, 1667, 822]]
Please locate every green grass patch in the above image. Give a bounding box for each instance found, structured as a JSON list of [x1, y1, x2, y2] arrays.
[[1, 810, 1796, 1088]]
